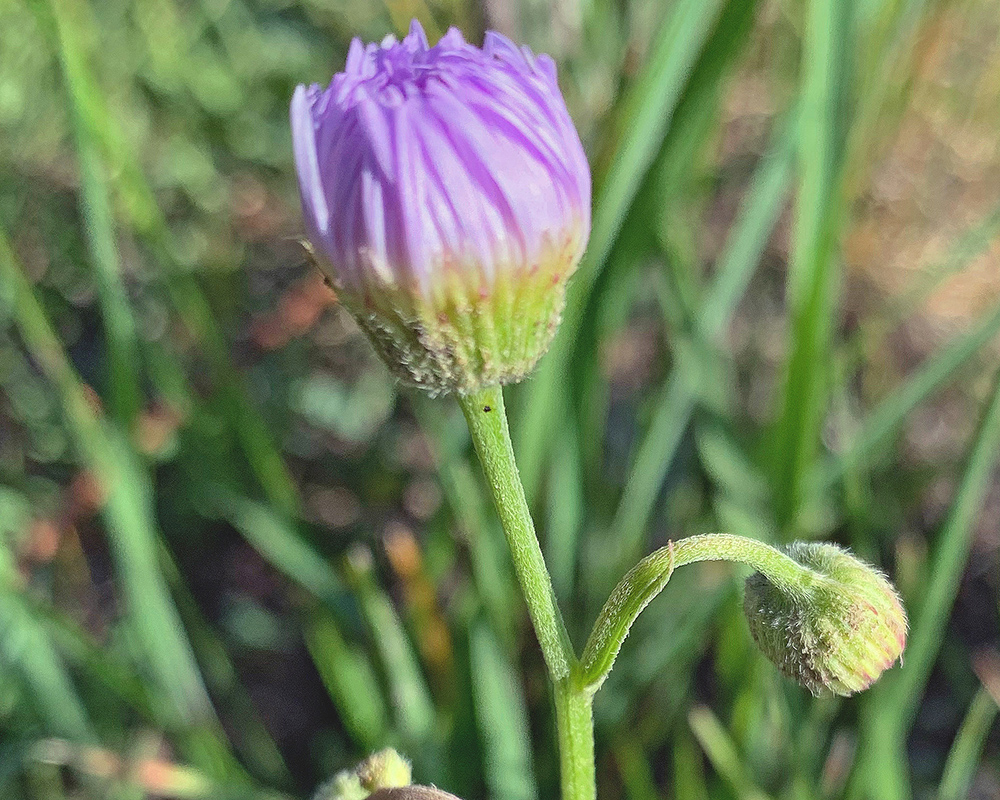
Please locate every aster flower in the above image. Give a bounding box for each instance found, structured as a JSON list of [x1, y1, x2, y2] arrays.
[[291, 20, 591, 394]]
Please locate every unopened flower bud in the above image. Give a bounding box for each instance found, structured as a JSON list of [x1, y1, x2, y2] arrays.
[[313, 771, 367, 800], [356, 748, 412, 792], [743, 542, 907, 696], [291, 20, 591, 395], [313, 749, 412, 800]]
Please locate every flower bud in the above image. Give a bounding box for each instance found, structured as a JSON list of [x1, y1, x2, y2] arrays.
[[743, 542, 907, 696], [291, 20, 591, 395], [356, 748, 412, 792], [313, 749, 412, 800], [313, 771, 367, 800]]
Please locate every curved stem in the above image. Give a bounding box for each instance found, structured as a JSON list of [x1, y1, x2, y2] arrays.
[[458, 386, 574, 679], [580, 533, 822, 689], [670, 533, 817, 594]]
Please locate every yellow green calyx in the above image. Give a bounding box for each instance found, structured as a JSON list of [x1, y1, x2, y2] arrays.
[[326, 230, 582, 395]]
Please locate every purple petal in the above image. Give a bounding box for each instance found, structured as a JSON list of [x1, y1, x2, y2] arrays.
[[290, 85, 330, 242], [290, 20, 591, 298]]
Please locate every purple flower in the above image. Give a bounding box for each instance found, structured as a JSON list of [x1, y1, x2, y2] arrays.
[[291, 20, 591, 394]]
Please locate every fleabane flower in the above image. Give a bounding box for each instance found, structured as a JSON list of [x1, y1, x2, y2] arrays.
[[291, 20, 591, 394], [743, 542, 907, 696]]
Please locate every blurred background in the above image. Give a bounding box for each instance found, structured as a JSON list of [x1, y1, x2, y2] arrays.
[[1, 0, 999, 798]]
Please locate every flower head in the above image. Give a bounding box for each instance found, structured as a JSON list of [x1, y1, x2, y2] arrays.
[[743, 542, 907, 696], [292, 20, 591, 394]]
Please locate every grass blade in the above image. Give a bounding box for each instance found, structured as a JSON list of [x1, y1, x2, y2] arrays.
[[208, 490, 399, 752], [515, 0, 728, 499], [214, 491, 349, 609], [688, 706, 772, 800], [571, 0, 728, 318], [849, 365, 1000, 800], [35, 0, 142, 424], [0, 589, 94, 741], [695, 119, 797, 341], [31, 0, 300, 518], [599, 120, 795, 589], [772, 0, 853, 528], [0, 515, 91, 741], [842, 203, 1000, 370], [545, 408, 584, 604], [158, 545, 291, 786], [612, 738, 661, 800], [0, 231, 222, 756], [937, 687, 998, 800], [413, 399, 518, 645], [344, 548, 436, 746], [303, 610, 389, 751], [469, 619, 538, 800], [821, 299, 1000, 487]]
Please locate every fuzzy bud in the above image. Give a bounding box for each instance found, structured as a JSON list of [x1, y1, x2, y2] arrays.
[[291, 20, 590, 395], [313, 749, 412, 800], [743, 542, 907, 696], [356, 749, 412, 792]]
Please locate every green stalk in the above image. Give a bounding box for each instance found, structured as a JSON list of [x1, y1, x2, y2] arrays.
[[669, 534, 810, 594], [553, 680, 596, 800], [458, 387, 574, 681], [579, 533, 825, 688], [458, 386, 594, 800]]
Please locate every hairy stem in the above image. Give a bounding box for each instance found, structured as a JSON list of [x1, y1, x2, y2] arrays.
[[458, 386, 574, 679], [459, 386, 594, 800], [670, 533, 817, 594], [554, 679, 596, 800], [580, 533, 824, 688]]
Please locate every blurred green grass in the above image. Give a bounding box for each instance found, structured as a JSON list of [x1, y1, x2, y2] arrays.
[[1, 0, 999, 798]]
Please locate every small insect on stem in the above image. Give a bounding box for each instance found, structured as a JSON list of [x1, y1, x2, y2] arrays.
[[483, 406, 491, 412]]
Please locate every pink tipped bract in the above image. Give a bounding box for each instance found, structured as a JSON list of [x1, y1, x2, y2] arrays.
[[290, 20, 591, 394]]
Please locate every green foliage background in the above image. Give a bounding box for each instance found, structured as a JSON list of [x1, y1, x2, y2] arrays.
[[1, 0, 998, 798]]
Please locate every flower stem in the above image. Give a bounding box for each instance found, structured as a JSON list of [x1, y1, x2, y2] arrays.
[[554, 679, 596, 800], [458, 386, 574, 679], [670, 533, 818, 594], [459, 386, 595, 800]]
